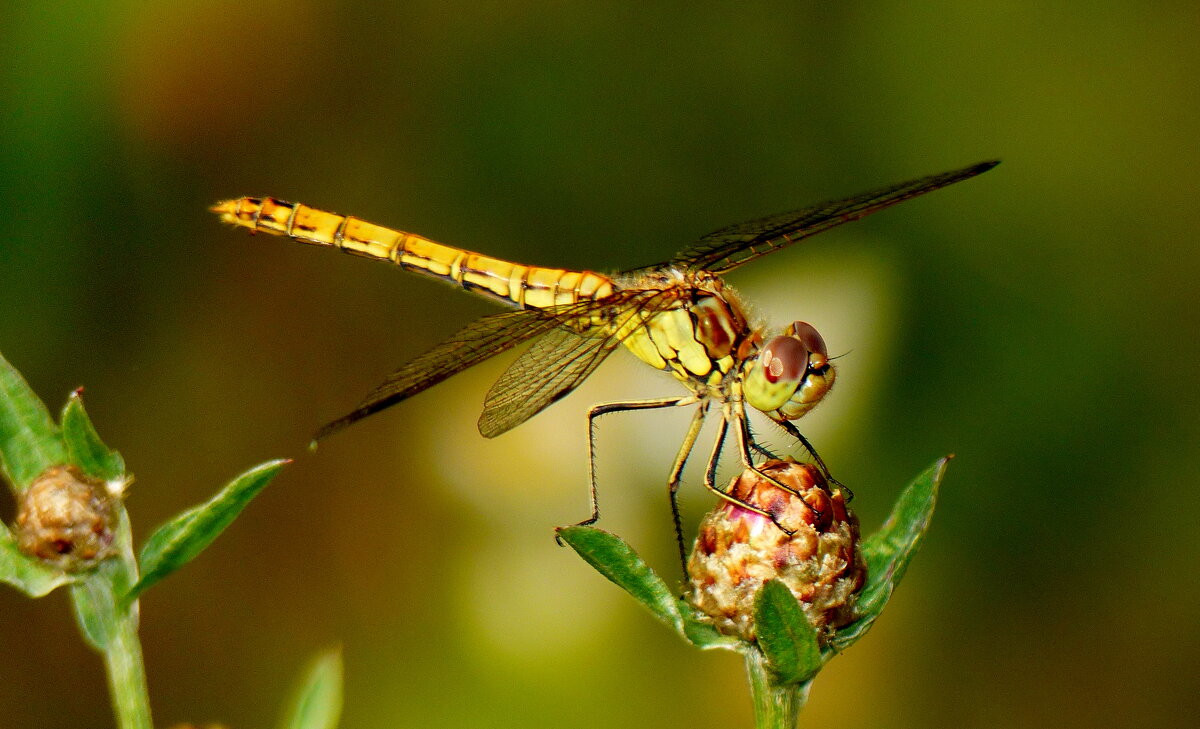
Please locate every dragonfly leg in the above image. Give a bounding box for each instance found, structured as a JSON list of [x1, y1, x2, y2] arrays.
[[663, 400, 710, 574], [745, 419, 781, 460], [776, 420, 852, 500], [579, 396, 692, 528], [697, 413, 798, 537], [730, 403, 822, 526]]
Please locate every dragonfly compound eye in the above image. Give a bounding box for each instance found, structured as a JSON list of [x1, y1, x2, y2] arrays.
[[759, 335, 808, 384], [745, 337, 805, 413], [787, 321, 828, 370]]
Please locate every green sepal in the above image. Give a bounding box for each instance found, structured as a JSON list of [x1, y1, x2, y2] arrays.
[[72, 559, 129, 651], [679, 599, 740, 650], [0, 523, 73, 597], [0, 351, 67, 493], [278, 646, 344, 729], [831, 456, 949, 651], [753, 579, 823, 684], [71, 508, 138, 650], [61, 392, 125, 481], [558, 526, 741, 649], [126, 459, 287, 604], [556, 526, 685, 631]]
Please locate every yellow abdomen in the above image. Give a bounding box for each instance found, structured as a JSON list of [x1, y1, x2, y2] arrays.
[[211, 197, 615, 310]]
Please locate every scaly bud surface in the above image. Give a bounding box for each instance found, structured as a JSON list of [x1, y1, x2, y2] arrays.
[[686, 459, 865, 642], [15, 465, 118, 571]]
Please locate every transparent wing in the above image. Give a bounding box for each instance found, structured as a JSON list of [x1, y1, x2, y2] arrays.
[[314, 290, 665, 442], [313, 307, 566, 442], [672, 160, 998, 274], [478, 289, 670, 438]]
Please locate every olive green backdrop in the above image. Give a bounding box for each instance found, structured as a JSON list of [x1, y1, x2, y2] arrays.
[[1, 2, 1196, 727]]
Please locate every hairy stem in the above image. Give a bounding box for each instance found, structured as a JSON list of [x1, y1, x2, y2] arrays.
[[744, 647, 810, 729], [103, 610, 152, 729]]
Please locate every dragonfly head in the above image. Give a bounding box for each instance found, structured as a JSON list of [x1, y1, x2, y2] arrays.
[[742, 321, 835, 421]]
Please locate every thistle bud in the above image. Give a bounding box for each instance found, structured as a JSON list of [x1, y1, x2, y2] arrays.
[[685, 459, 865, 642], [15, 465, 118, 571]]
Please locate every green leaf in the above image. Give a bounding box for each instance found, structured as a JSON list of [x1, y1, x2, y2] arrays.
[[0, 524, 73, 597], [557, 526, 685, 634], [279, 646, 344, 729], [0, 351, 67, 493], [831, 457, 949, 651], [61, 392, 125, 481], [126, 459, 287, 603], [753, 580, 823, 684]]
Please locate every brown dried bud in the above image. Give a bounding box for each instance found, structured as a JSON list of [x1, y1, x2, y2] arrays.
[[15, 465, 118, 571], [685, 459, 866, 642]]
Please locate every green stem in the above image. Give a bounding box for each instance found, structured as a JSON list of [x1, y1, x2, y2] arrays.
[[744, 648, 810, 729], [102, 608, 153, 729], [70, 510, 153, 729]]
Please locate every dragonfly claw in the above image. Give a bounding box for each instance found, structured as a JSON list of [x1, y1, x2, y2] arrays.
[[770, 517, 798, 537], [828, 476, 853, 501]]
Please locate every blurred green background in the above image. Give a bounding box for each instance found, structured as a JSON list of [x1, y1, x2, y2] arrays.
[[2, 2, 1197, 727]]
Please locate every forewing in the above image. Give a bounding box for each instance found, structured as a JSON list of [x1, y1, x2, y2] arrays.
[[477, 289, 669, 438], [313, 307, 565, 442], [673, 160, 998, 274]]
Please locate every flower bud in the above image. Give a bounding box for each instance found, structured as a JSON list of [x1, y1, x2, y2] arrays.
[[15, 465, 118, 571], [685, 459, 865, 642]]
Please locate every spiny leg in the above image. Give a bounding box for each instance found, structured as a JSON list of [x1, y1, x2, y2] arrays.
[[703, 414, 729, 493], [697, 413, 792, 534], [746, 418, 782, 460], [582, 396, 692, 527], [663, 400, 709, 574], [777, 419, 851, 499], [730, 401, 821, 525]]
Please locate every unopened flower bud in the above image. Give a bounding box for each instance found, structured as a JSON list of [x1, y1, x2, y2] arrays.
[[15, 465, 118, 571], [685, 459, 865, 642]]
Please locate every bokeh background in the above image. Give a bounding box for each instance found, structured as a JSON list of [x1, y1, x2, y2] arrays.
[[2, 2, 1197, 727]]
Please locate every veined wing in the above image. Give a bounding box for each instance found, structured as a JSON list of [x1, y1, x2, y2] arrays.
[[312, 306, 563, 442], [313, 290, 661, 442], [672, 160, 999, 275], [478, 289, 671, 437]]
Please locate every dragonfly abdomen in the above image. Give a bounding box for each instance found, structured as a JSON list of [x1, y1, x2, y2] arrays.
[[212, 197, 615, 308], [448, 251, 615, 309]]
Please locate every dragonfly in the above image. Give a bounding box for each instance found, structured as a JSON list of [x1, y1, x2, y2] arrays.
[[212, 160, 997, 550]]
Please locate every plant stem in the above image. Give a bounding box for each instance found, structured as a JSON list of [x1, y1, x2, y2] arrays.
[[744, 647, 810, 729], [70, 511, 153, 729], [103, 609, 153, 729]]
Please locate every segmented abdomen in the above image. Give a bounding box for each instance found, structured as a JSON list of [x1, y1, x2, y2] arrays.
[[211, 197, 615, 309]]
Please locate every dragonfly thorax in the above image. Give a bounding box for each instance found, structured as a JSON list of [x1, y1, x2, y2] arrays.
[[618, 271, 756, 389]]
